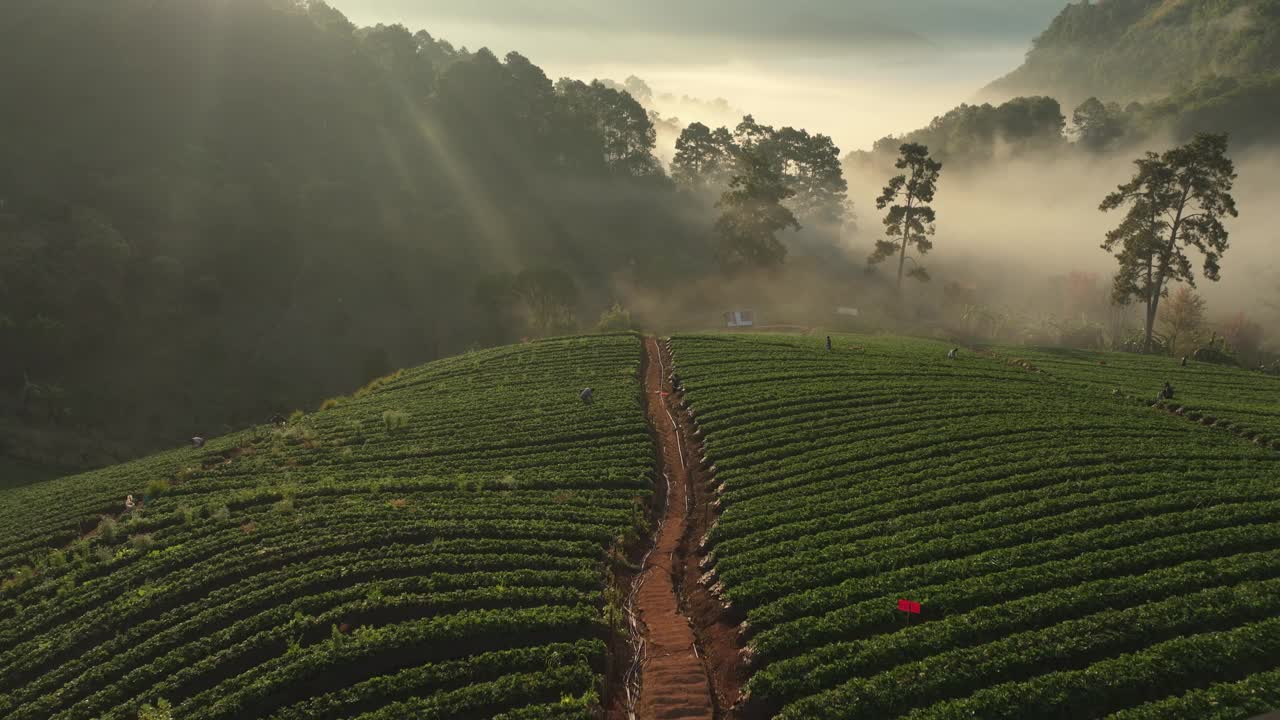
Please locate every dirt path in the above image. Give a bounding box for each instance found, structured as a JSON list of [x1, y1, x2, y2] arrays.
[[629, 336, 718, 720]]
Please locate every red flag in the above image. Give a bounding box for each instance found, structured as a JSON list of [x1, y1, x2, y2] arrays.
[[898, 598, 921, 614]]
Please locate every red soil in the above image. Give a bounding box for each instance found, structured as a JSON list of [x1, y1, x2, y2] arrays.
[[601, 336, 746, 720]]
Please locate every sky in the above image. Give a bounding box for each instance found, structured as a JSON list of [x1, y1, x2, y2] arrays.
[[333, 0, 1071, 153]]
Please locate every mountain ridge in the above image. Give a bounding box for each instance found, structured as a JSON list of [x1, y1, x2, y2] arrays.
[[982, 0, 1280, 107]]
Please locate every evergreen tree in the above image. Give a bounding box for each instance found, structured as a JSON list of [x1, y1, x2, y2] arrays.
[[1100, 133, 1237, 353], [868, 143, 942, 290]]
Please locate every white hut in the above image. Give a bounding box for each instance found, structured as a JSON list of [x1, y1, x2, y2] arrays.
[[723, 309, 755, 328]]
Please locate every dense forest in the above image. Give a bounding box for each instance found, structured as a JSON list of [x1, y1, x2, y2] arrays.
[[985, 0, 1280, 106], [971, 0, 1280, 157], [0, 0, 862, 468], [4, 0, 1278, 471]]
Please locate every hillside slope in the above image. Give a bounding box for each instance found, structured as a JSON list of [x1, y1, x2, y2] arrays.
[[0, 0, 698, 468], [671, 333, 1280, 718], [990, 345, 1280, 446], [0, 334, 651, 720], [984, 0, 1280, 106]]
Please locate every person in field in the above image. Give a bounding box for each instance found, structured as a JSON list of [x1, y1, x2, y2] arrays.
[[1158, 382, 1175, 401], [124, 494, 135, 512], [826, 336, 832, 352], [1181, 356, 1188, 367], [580, 387, 594, 404], [947, 348, 958, 360], [191, 435, 205, 449], [669, 372, 683, 391]]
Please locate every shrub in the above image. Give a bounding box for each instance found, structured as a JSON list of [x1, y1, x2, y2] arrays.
[[43, 549, 68, 569], [319, 397, 340, 411], [382, 410, 410, 433], [96, 516, 120, 543], [130, 534, 155, 551], [1, 565, 35, 592], [68, 540, 91, 565], [273, 496, 295, 514], [355, 369, 404, 398], [597, 303, 638, 332], [146, 478, 172, 498], [138, 699, 173, 720], [1193, 345, 1238, 366]]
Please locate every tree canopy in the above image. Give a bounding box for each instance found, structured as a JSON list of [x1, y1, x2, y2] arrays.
[[713, 149, 800, 272], [1100, 133, 1238, 353], [0, 0, 702, 465], [674, 115, 848, 232], [859, 97, 1065, 166], [868, 143, 943, 291]]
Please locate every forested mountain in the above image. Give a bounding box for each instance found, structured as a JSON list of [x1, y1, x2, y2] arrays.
[[850, 1, 1280, 171], [984, 0, 1280, 106], [845, 96, 1067, 169], [0, 0, 855, 469], [969, 0, 1280, 150], [0, 0, 680, 466]]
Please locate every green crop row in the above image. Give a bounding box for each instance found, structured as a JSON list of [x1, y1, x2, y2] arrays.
[[903, 616, 1280, 720], [671, 332, 1280, 719], [776, 569, 1280, 718], [749, 546, 1280, 708], [0, 334, 653, 718]]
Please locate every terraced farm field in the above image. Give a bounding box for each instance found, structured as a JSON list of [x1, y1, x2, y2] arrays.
[[0, 334, 651, 720], [671, 333, 1280, 719], [989, 344, 1280, 447]]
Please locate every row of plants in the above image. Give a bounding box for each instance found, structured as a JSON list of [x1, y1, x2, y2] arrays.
[[778, 579, 1280, 718], [670, 332, 1280, 718], [0, 334, 652, 719], [993, 344, 1280, 445]]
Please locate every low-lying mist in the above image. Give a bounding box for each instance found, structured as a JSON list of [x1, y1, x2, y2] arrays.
[[840, 143, 1280, 335], [614, 140, 1278, 356]]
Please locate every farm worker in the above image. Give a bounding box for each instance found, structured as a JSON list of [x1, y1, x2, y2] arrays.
[[1160, 382, 1175, 400], [1181, 356, 1188, 367], [191, 435, 205, 449], [270, 413, 286, 427], [580, 387, 594, 404], [670, 372, 683, 391], [124, 494, 135, 512], [947, 348, 958, 360], [826, 336, 832, 352]]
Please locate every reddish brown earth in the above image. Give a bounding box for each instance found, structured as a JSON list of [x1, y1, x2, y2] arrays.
[[603, 336, 746, 720], [632, 335, 716, 720], [664, 343, 749, 717]]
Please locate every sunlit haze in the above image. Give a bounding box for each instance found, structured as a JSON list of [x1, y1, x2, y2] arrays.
[[336, 0, 1064, 152], [4, 3, 1280, 718]]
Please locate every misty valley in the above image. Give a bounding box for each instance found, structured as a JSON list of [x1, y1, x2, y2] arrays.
[[1, 1, 1279, 719]]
